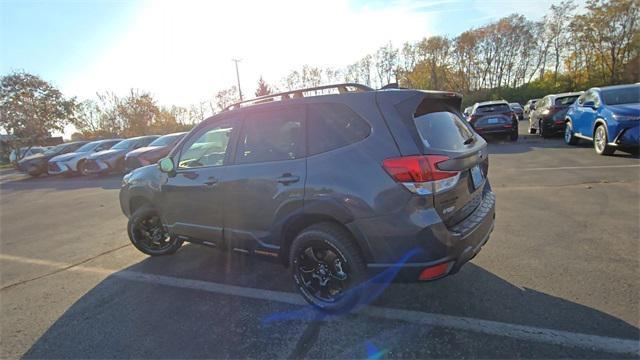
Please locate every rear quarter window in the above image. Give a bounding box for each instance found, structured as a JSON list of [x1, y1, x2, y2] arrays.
[[307, 103, 371, 155], [414, 111, 474, 151]]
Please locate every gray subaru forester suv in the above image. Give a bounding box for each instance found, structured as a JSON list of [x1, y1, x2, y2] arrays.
[[119, 83, 495, 311]]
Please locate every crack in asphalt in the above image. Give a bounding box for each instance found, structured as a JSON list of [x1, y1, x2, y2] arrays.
[[0, 243, 131, 291]]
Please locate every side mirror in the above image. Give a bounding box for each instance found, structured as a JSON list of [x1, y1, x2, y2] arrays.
[[158, 157, 175, 173], [583, 100, 596, 108]]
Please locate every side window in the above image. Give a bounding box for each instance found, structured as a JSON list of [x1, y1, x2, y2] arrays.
[[576, 94, 585, 106], [307, 103, 371, 155], [235, 108, 304, 164], [178, 123, 235, 169]]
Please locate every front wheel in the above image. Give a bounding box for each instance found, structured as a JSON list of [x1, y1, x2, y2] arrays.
[[564, 122, 579, 145], [594, 125, 615, 155], [128, 205, 183, 256], [290, 223, 366, 313]]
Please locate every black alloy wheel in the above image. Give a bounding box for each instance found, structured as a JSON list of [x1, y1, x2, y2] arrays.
[[128, 205, 183, 255], [294, 242, 350, 304], [290, 223, 366, 312]]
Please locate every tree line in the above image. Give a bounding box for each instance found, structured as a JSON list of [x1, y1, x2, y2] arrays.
[[1, 0, 638, 157], [215, 0, 638, 106]]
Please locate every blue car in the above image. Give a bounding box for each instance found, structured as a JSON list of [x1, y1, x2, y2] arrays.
[[564, 84, 640, 155]]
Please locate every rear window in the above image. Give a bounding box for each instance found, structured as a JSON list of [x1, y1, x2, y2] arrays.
[[555, 96, 579, 106], [476, 104, 510, 113], [414, 111, 474, 151], [307, 103, 370, 155]]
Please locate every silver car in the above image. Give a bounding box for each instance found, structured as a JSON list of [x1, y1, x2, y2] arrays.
[[47, 139, 122, 176]]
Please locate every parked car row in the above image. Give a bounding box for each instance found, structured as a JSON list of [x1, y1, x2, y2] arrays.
[[525, 83, 639, 155], [463, 83, 639, 156], [16, 132, 187, 177]]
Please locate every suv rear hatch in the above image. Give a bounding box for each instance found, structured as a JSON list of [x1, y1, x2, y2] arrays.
[[378, 90, 489, 228]]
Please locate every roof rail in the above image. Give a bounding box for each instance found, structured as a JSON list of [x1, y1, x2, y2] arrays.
[[223, 83, 373, 111]]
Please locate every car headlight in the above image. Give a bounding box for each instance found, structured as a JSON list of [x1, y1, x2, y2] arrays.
[[122, 172, 133, 185], [613, 114, 639, 121]]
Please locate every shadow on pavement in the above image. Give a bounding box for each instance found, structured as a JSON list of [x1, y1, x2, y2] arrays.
[[23, 244, 639, 358]]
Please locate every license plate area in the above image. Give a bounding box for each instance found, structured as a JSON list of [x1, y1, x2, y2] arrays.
[[470, 164, 484, 190]]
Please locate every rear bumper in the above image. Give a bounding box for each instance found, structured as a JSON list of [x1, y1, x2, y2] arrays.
[[541, 121, 566, 134], [356, 185, 496, 282]]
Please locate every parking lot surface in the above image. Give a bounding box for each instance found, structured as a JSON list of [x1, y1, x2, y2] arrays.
[[1, 127, 639, 359]]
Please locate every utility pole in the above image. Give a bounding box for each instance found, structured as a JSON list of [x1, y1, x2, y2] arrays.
[[232, 58, 243, 101]]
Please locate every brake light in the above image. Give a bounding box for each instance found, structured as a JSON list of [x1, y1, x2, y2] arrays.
[[419, 262, 451, 280], [382, 155, 460, 195]]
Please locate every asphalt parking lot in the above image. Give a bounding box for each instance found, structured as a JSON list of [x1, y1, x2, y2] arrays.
[[1, 125, 639, 359]]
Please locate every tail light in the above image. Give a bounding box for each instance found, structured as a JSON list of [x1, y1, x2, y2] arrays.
[[419, 262, 452, 281], [382, 155, 460, 195]]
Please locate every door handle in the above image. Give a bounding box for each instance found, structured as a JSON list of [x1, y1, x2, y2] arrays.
[[203, 177, 218, 187], [277, 174, 300, 185]]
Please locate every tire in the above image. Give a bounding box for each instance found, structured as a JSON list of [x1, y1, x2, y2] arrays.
[[509, 131, 518, 141], [289, 222, 367, 313], [127, 205, 183, 256], [564, 121, 579, 145], [593, 124, 615, 155], [539, 120, 547, 138], [77, 160, 87, 176]]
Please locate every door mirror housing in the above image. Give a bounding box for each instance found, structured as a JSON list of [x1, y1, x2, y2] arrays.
[[158, 157, 175, 173], [583, 100, 596, 109]]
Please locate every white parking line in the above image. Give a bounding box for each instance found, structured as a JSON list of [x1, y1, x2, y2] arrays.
[[2, 253, 637, 355], [522, 164, 640, 171]]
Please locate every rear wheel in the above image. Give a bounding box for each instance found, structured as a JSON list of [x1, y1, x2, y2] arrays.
[[127, 205, 183, 256], [564, 121, 579, 145], [77, 160, 87, 176], [290, 223, 366, 313], [594, 125, 615, 155]]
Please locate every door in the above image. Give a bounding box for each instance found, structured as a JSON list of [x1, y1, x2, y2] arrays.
[[222, 105, 306, 252], [160, 118, 239, 243], [576, 91, 598, 137]]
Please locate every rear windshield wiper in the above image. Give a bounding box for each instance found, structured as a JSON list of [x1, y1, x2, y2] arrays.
[[463, 136, 475, 145]]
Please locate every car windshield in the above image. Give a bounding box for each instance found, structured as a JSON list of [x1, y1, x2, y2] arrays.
[[149, 133, 184, 146], [477, 104, 510, 113], [509, 103, 522, 109], [111, 139, 136, 150], [555, 95, 580, 106], [43, 144, 66, 155], [602, 87, 640, 105], [75, 142, 99, 152]]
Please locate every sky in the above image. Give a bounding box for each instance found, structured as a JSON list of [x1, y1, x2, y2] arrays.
[[1, 0, 561, 134]]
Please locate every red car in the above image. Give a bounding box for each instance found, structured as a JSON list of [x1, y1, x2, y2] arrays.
[[124, 132, 187, 171]]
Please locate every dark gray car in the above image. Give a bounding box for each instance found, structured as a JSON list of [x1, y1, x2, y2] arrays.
[[119, 84, 495, 311]]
